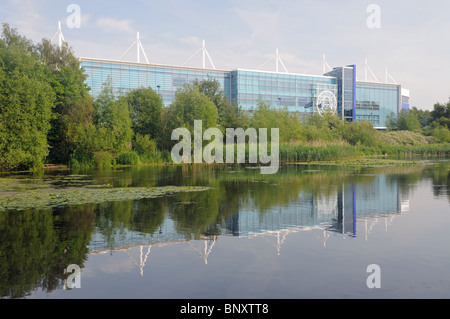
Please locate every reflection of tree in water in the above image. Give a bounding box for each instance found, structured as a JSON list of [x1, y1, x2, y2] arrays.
[[168, 186, 220, 240], [94, 198, 167, 250], [0, 206, 94, 298], [428, 162, 450, 201], [384, 162, 450, 202]]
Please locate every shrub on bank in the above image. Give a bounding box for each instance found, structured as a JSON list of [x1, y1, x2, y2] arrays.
[[93, 151, 115, 167], [117, 151, 141, 165], [377, 130, 432, 146]]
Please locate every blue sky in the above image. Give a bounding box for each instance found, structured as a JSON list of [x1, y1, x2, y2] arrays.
[[1, 0, 449, 110]]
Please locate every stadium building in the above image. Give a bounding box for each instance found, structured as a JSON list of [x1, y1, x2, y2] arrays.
[[78, 33, 410, 129]]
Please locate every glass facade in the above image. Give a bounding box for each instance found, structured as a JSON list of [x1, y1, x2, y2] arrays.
[[355, 82, 400, 128], [81, 58, 231, 106], [324, 66, 356, 122], [80, 58, 405, 128], [230, 69, 338, 113]]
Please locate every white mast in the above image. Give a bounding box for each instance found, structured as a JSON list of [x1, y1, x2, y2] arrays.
[[120, 31, 149, 64], [258, 48, 288, 73], [385, 67, 398, 84], [322, 54, 332, 74], [184, 39, 216, 69], [364, 58, 379, 82], [51, 21, 65, 49]]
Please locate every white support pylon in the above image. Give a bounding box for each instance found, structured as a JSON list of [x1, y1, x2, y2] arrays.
[[385, 67, 398, 84], [51, 21, 65, 49], [120, 32, 149, 64], [364, 58, 379, 82], [322, 54, 332, 74], [258, 48, 289, 73], [184, 39, 216, 69]]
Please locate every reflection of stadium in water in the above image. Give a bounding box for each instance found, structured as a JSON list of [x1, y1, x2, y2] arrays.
[[88, 174, 410, 274]]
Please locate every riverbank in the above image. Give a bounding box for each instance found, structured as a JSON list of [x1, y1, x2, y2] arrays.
[[1, 141, 449, 174]]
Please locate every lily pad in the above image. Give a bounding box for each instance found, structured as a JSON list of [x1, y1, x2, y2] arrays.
[[0, 185, 211, 211]]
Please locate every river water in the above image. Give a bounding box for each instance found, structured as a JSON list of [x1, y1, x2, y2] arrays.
[[1, 160, 449, 299]]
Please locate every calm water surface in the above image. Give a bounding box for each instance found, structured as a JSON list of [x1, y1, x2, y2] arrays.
[[1, 161, 450, 299]]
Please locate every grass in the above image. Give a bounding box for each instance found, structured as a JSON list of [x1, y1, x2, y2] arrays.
[[288, 157, 425, 167]]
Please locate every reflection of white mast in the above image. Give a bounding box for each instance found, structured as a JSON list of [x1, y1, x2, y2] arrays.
[[184, 40, 216, 69], [51, 21, 66, 49], [263, 231, 287, 255], [189, 237, 217, 264], [126, 245, 152, 276], [120, 32, 149, 64], [315, 229, 330, 247]]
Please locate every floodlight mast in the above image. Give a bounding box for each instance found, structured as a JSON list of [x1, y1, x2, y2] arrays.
[[258, 48, 288, 73], [120, 32, 149, 64], [364, 58, 379, 82], [184, 39, 216, 69], [385, 68, 397, 84], [51, 21, 65, 49], [322, 54, 332, 74]]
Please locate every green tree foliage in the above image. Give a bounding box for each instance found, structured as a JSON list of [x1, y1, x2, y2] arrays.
[[194, 78, 249, 130], [410, 106, 431, 128], [385, 109, 421, 132], [342, 121, 378, 146], [133, 133, 157, 155], [164, 84, 218, 145], [432, 125, 450, 143], [126, 87, 163, 141], [430, 100, 450, 129], [251, 98, 305, 143], [0, 25, 55, 171], [94, 79, 133, 154], [397, 109, 422, 131], [35, 38, 94, 164], [221, 100, 250, 129]]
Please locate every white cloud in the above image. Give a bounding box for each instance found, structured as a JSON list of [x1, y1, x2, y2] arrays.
[[95, 17, 134, 34], [2, 0, 46, 42]]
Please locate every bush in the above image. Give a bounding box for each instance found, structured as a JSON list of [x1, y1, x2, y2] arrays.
[[432, 125, 450, 143], [377, 130, 432, 146], [342, 121, 378, 147], [133, 133, 157, 155], [68, 153, 93, 169], [93, 151, 114, 167], [117, 151, 141, 165]]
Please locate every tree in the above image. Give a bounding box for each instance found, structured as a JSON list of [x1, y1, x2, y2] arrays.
[[126, 87, 163, 141], [0, 25, 55, 171], [397, 109, 421, 132], [164, 84, 218, 147], [430, 100, 450, 129], [386, 109, 421, 132], [35, 38, 94, 164], [94, 79, 133, 154], [410, 106, 431, 128], [221, 100, 250, 129], [432, 125, 450, 143], [386, 112, 398, 131], [342, 121, 378, 146]]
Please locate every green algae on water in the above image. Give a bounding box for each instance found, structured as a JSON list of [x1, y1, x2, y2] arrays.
[[0, 185, 212, 211]]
